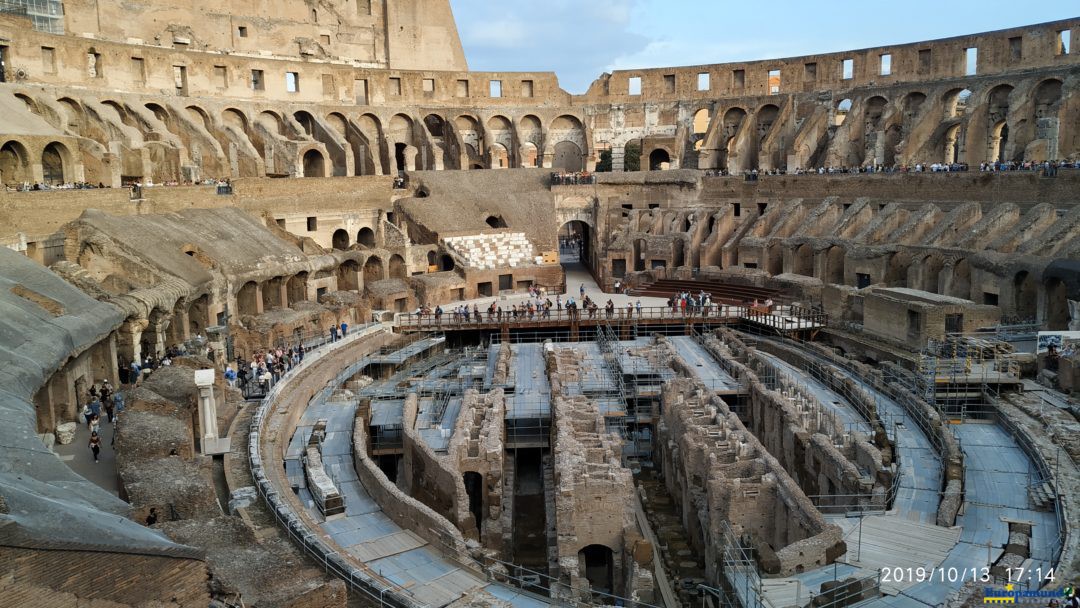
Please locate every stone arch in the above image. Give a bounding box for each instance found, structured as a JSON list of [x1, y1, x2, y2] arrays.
[[187, 294, 211, 336], [325, 112, 348, 135], [944, 123, 965, 164], [332, 229, 350, 250], [518, 114, 543, 155], [824, 245, 846, 284], [287, 272, 308, 304], [943, 88, 972, 119], [765, 241, 784, 276], [388, 254, 406, 279], [692, 107, 711, 137], [577, 544, 614, 594], [388, 114, 414, 143], [41, 141, 71, 183], [486, 114, 512, 131], [902, 92, 927, 118], [719, 107, 747, 169], [236, 281, 259, 316], [1013, 270, 1037, 321], [185, 104, 214, 131], [0, 140, 31, 184], [489, 142, 509, 169], [559, 219, 592, 264], [222, 107, 249, 132], [256, 110, 284, 136], [884, 251, 911, 286], [145, 102, 171, 125], [521, 141, 539, 168], [552, 141, 582, 171], [835, 99, 853, 126], [293, 110, 317, 137], [423, 114, 445, 137], [794, 244, 814, 277], [302, 148, 326, 177], [550, 114, 587, 169], [485, 215, 507, 229], [337, 259, 360, 291], [1033, 79, 1063, 117], [944, 258, 971, 299], [438, 254, 455, 271], [918, 254, 944, 293], [754, 103, 781, 169], [363, 255, 384, 284], [648, 148, 671, 170], [357, 227, 376, 248]]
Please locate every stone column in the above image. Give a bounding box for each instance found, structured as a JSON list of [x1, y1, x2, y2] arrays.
[[194, 369, 230, 454]]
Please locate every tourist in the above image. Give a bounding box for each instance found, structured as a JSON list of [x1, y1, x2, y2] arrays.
[[330, 324, 339, 342], [340, 321, 348, 337], [88, 430, 102, 463], [580, 283, 585, 299], [81, 403, 93, 428]]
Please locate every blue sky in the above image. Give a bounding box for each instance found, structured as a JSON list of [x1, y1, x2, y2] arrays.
[[448, 1, 1077, 93]]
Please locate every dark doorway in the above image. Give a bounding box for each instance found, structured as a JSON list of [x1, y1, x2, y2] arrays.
[[649, 148, 670, 170], [394, 142, 406, 173], [579, 544, 614, 594], [463, 471, 483, 533]]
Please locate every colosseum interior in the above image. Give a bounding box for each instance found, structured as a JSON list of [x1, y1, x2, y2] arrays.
[[0, 2, 1078, 607]]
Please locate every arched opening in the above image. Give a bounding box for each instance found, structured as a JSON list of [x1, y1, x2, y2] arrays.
[[302, 149, 325, 177], [394, 142, 407, 173], [552, 140, 583, 172], [489, 143, 509, 169], [236, 281, 259, 317], [357, 227, 376, 248], [388, 254, 406, 279], [1013, 271, 1037, 321], [559, 220, 591, 266], [423, 114, 445, 137], [363, 256, 384, 284], [944, 89, 972, 119], [0, 140, 30, 185], [766, 242, 784, 276], [825, 246, 845, 284], [945, 259, 970, 299], [578, 544, 614, 595], [633, 238, 647, 272], [332, 229, 349, 250], [944, 124, 964, 164], [187, 294, 211, 335], [648, 148, 670, 171], [438, 254, 455, 271], [286, 272, 308, 304], [485, 215, 507, 229], [885, 252, 911, 286], [338, 260, 360, 291], [835, 99, 852, 126], [1044, 278, 1069, 330], [42, 141, 68, 184], [462, 471, 484, 534], [262, 276, 284, 309], [521, 142, 539, 168], [920, 255, 944, 294], [692, 108, 711, 137], [990, 121, 1009, 163], [794, 244, 814, 277], [426, 251, 437, 267]]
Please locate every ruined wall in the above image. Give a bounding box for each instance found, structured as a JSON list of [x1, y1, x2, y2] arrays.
[[656, 374, 844, 577], [546, 347, 652, 603], [447, 388, 507, 552]]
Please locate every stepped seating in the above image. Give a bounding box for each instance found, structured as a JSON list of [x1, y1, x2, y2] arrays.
[[443, 232, 536, 270], [628, 278, 783, 304], [1029, 481, 1056, 511]]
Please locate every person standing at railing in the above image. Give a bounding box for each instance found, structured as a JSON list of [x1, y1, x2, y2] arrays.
[[330, 324, 339, 342]]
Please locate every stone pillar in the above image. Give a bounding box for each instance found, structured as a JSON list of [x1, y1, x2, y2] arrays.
[[194, 369, 231, 455]]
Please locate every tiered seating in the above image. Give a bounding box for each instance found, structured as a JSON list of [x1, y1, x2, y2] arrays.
[[442, 233, 535, 269], [628, 278, 783, 304]]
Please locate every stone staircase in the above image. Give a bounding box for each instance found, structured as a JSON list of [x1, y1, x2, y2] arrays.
[[443, 232, 536, 269]]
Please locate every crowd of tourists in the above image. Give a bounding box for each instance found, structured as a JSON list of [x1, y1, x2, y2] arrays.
[[79, 378, 125, 463], [550, 171, 595, 185], [701, 159, 1077, 179]]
